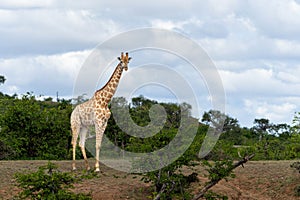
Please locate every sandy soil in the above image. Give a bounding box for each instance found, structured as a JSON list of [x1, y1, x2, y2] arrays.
[[0, 160, 299, 200]]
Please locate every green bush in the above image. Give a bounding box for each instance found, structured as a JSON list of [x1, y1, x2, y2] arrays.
[[295, 185, 300, 197], [0, 94, 72, 160], [204, 191, 228, 200], [14, 162, 91, 200], [291, 161, 300, 173], [291, 162, 300, 197]]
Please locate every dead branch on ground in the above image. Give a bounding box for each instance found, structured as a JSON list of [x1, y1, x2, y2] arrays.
[[192, 154, 255, 200]]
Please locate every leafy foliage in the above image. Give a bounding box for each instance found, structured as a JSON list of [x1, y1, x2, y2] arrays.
[[203, 191, 228, 200], [202, 160, 235, 182], [0, 90, 299, 162], [291, 161, 300, 197], [15, 162, 91, 200], [295, 185, 300, 197], [292, 112, 300, 134], [0, 140, 15, 159], [291, 161, 300, 173], [0, 93, 72, 160]]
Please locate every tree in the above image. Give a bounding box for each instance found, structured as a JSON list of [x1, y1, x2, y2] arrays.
[[202, 110, 244, 147], [124, 99, 200, 199], [72, 94, 88, 105], [201, 110, 226, 133], [0, 75, 5, 85], [253, 118, 272, 139], [272, 123, 291, 138], [252, 119, 272, 159], [0, 94, 72, 159], [105, 97, 131, 155], [292, 112, 300, 135]]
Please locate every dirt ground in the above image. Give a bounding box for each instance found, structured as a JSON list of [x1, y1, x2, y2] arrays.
[[0, 160, 299, 200]]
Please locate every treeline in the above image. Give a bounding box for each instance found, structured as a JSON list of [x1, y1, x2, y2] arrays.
[[0, 92, 72, 160], [0, 92, 300, 161]]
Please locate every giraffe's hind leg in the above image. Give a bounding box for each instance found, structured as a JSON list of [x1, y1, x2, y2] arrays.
[[71, 123, 80, 171], [79, 127, 90, 171]]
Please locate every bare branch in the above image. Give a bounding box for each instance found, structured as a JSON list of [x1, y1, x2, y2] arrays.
[[192, 154, 255, 200]]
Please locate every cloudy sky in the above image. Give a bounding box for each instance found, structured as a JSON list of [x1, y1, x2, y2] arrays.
[[1, 0, 300, 127]]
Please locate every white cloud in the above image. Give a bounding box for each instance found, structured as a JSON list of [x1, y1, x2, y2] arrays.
[[6, 85, 19, 94], [244, 99, 297, 125], [219, 66, 300, 126], [0, 9, 120, 57], [274, 39, 300, 57], [220, 66, 300, 97], [150, 19, 189, 31], [0, 50, 89, 96], [0, 9, 17, 25], [277, 71, 300, 84], [1, 0, 300, 127], [0, 0, 53, 8], [244, 0, 300, 39]]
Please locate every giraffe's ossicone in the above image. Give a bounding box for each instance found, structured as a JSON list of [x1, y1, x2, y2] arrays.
[[71, 52, 131, 172]]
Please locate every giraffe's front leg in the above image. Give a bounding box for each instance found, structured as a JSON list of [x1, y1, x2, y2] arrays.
[[95, 128, 104, 172], [95, 116, 109, 172]]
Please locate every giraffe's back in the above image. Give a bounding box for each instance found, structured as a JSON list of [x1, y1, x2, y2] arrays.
[[71, 100, 96, 127]]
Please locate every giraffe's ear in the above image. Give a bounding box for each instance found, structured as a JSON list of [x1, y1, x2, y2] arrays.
[[128, 57, 132, 61], [118, 57, 121, 61]]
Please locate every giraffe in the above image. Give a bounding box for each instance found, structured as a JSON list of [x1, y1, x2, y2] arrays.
[[71, 52, 131, 172]]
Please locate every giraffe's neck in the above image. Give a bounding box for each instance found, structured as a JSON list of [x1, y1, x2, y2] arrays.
[[94, 63, 123, 106]]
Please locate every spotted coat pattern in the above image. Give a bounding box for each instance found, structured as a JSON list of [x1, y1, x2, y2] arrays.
[[71, 52, 131, 171]]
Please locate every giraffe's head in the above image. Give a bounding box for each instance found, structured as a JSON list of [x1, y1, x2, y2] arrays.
[[118, 52, 131, 71]]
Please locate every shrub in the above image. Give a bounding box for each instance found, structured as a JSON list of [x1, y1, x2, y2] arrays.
[[291, 161, 300, 173], [14, 162, 91, 200], [295, 185, 300, 197], [291, 162, 300, 197]]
